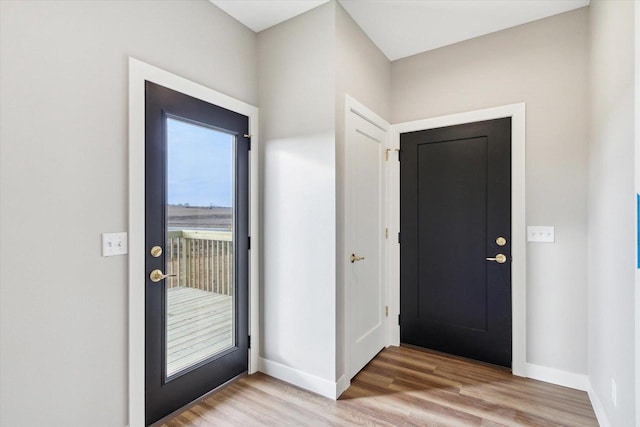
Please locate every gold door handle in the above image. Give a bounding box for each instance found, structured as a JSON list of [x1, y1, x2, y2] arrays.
[[486, 254, 507, 264], [149, 269, 176, 283], [350, 254, 365, 263]]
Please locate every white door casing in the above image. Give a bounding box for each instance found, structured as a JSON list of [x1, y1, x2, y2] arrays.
[[389, 103, 526, 377], [345, 95, 390, 381], [128, 58, 260, 427]]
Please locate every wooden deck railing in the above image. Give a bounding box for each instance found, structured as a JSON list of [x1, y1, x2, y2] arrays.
[[166, 230, 233, 296]]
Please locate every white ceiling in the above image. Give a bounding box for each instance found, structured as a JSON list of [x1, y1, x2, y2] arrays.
[[211, 0, 331, 33], [210, 0, 590, 61]]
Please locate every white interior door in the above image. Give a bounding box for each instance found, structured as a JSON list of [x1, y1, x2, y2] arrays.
[[345, 98, 388, 380]]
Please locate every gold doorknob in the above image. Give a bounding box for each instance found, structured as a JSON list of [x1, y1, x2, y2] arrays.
[[486, 254, 507, 264], [149, 269, 176, 283], [350, 254, 365, 263]]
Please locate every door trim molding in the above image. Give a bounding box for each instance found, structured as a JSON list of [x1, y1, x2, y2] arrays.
[[128, 58, 259, 427], [389, 103, 526, 377]]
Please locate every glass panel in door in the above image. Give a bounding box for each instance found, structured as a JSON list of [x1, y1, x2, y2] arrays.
[[164, 116, 235, 378]]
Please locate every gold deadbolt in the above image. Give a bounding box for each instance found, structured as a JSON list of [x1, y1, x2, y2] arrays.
[[149, 269, 176, 283], [486, 254, 507, 264], [496, 237, 507, 247], [150, 246, 163, 258]]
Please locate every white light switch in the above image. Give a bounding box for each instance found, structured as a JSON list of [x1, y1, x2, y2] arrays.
[[527, 226, 555, 243], [102, 232, 128, 256]]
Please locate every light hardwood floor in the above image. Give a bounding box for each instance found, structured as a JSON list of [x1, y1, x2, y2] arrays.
[[161, 345, 598, 426]]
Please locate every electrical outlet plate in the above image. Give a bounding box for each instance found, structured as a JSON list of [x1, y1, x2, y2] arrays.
[[527, 226, 555, 243], [102, 232, 128, 256]]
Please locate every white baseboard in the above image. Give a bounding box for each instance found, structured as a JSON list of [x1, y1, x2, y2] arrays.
[[586, 383, 612, 427], [526, 365, 612, 426], [525, 363, 590, 391], [258, 357, 342, 399]]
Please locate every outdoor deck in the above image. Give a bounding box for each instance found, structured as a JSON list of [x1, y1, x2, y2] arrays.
[[167, 286, 233, 376]]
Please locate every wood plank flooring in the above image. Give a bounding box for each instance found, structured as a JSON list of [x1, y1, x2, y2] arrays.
[[167, 287, 232, 376], [161, 345, 598, 426]]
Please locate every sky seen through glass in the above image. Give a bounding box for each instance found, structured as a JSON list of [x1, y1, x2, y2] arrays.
[[167, 117, 233, 208]]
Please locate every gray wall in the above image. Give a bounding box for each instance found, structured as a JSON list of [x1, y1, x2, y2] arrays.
[[256, 0, 392, 388], [391, 9, 590, 374], [334, 2, 391, 382], [0, 1, 256, 425], [1, 0, 636, 424], [257, 2, 338, 382], [588, 0, 636, 425]]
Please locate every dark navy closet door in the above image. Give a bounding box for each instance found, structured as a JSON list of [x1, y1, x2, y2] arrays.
[[400, 118, 512, 368]]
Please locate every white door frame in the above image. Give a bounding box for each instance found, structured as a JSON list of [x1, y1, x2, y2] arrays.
[[388, 103, 526, 377], [128, 58, 260, 427]]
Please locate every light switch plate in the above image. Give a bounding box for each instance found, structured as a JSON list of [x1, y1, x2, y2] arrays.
[[103, 232, 128, 256], [527, 226, 555, 243]]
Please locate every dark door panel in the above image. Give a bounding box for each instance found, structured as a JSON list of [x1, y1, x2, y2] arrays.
[[145, 82, 249, 425], [400, 118, 511, 368]]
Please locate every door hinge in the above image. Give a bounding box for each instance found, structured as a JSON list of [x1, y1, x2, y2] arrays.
[[398, 314, 401, 325], [244, 134, 252, 150], [397, 148, 401, 161], [385, 227, 388, 239], [385, 148, 391, 161], [385, 306, 389, 317], [398, 232, 401, 244], [248, 236, 251, 250], [248, 335, 251, 349]]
